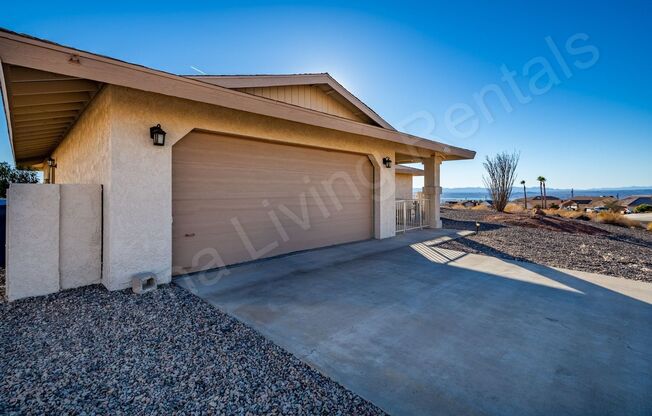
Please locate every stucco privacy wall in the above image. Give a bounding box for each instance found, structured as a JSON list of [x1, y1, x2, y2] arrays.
[[395, 173, 414, 200], [6, 184, 101, 300], [101, 85, 441, 290], [6, 184, 60, 300], [59, 185, 102, 290]]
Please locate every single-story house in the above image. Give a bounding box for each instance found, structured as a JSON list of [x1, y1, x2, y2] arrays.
[[0, 29, 474, 294], [559, 199, 590, 211], [395, 165, 423, 200], [560, 196, 616, 211], [619, 196, 652, 211], [513, 195, 561, 208]]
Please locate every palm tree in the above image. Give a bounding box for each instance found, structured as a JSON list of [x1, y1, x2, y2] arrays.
[[520, 180, 527, 209], [537, 176, 547, 208]]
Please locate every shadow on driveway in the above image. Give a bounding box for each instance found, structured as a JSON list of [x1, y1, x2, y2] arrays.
[[177, 232, 652, 416]]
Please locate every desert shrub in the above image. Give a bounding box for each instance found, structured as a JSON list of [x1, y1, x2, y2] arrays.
[[604, 200, 624, 213], [483, 152, 519, 212], [471, 204, 491, 211], [647, 222, 652, 231], [557, 210, 586, 220], [532, 208, 547, 216], [592, 212, 643, 229], [450, 203, 467, 210], [549, 203, 559, 209], [581, 212, 594, 221], [504, 203, 524, 213], [634, 204, 652, 213]]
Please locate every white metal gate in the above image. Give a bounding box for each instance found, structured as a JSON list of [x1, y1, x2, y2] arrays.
[[395, 199, 430, 233]]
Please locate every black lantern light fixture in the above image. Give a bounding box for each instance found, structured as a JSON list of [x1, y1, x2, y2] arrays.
[[46, 157, 57, 167], [149, 124, 166, 146], [382, 156, 392, 168], [475, 221, 480, 234]]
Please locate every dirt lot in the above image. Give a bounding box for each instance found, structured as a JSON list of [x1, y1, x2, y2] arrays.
[[439, 208, 652, 282]]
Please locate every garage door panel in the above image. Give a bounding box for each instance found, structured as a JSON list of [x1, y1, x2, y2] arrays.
[[173, 209, 373, 238], [172, 132, 373, 274], [173, 223, 371, 271], [172, 202, 372, 241], [173, 167, 372, 195], [173, 196, 371, 211]]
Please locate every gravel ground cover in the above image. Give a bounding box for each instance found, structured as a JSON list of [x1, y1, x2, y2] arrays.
[[439, 208, 652, 282], [1, 283, 385, 415]]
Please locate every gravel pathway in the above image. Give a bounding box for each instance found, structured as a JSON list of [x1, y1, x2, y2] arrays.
[[439, 208, 652, 282], [1, 284, 385, 415]]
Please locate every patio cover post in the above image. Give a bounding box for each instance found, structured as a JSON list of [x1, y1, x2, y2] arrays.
[[422, 155, 443, 228]]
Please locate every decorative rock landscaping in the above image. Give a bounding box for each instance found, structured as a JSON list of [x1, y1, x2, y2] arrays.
[[439, 208, 652, 282], [0, 284, 385, 415]]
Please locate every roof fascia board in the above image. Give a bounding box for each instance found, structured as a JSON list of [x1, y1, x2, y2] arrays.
[[186, 74, 327, 88], [395, 165, 424, 175], [321, 73, 395, 130], [0, 60, 16, 163], [0, 30, 474, 160]]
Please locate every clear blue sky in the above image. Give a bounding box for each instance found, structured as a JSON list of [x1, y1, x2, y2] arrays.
[[1, 1, 650, 188]]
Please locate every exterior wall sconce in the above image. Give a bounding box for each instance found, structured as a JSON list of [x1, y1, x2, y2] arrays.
[[45, 157, 57, 184], [382, 157, 392, 168], [149, 124, 166, 146]]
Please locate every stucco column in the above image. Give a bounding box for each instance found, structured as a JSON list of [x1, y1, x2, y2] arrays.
[[422, 154, 443, 228], [369, 153, 395, 239]]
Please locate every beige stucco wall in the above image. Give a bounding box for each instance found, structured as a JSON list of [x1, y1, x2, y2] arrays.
[[51, 85, 443, 291], [103, 86, 401, 290], [423, 156, 443, 228], [51, 87, 111, 185], [50, 87, 112, 284], [395, 173, 414, 200]]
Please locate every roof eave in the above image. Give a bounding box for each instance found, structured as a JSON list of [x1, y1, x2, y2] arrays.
[[0, 59, 16, 164], [0, 28, 474, 163]]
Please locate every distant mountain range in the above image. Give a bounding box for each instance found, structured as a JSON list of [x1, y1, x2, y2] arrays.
[[414, 186, 652, 201], [441, 186, 652, 193]]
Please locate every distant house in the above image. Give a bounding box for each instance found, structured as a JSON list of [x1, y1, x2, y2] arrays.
[[619, 196, 652, 211], [395, 165, 424, 200], [560, 200, 583, 210], [513, 195, 561, 208], [560, 196, 616, 211], [451, 200, 489, 208]]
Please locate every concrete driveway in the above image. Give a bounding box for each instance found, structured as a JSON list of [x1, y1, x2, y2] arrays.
[[176, 229, 652, 416], [625, 212, 652, 226]]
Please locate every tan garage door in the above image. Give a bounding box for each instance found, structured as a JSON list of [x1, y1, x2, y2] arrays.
[[172, 132, 374, 274]]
